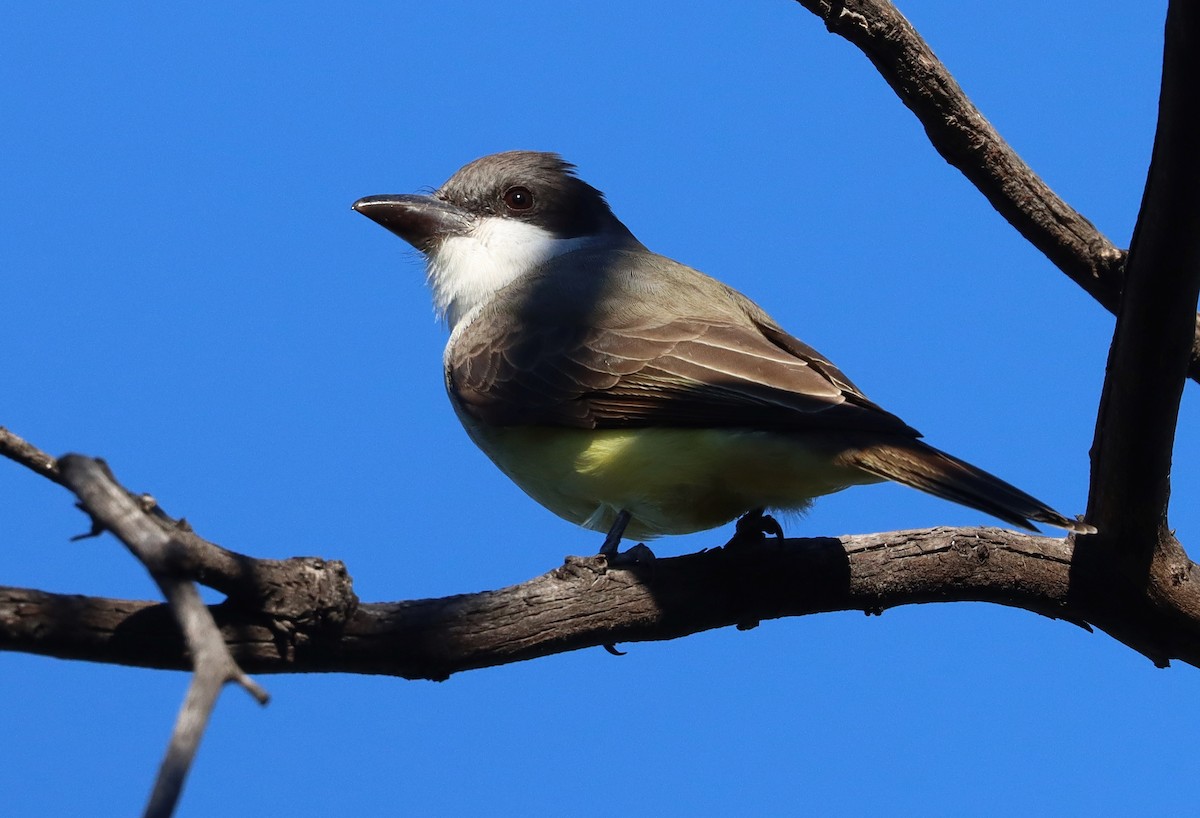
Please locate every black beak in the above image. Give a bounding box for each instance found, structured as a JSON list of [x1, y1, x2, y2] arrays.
[[352, 194, 472, 251]]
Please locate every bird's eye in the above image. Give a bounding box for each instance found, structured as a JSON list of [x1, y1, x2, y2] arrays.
[[502, 186, 534, 212]]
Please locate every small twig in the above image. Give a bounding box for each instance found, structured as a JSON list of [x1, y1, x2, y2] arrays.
[[56, 455, 269, 818], [144, 581, 267, 817], [0, 426, 62, 484]]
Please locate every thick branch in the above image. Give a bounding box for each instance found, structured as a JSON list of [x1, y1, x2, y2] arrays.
[[793, 0, 1200, 383], [6, 527, 1200, 675], [1067, 2, 1200, 651], [1087, 2, 1200, 542]]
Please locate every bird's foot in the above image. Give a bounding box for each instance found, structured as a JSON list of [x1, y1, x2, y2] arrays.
[[598, 509, 655, 566], [600, 541, 656, 567], [725, 508, 784, 549]]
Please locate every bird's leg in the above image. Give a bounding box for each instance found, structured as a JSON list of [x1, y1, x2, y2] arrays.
[[725, 507, 784, 549], [598, 509, 654, 565], [599, 510, 631, 556]]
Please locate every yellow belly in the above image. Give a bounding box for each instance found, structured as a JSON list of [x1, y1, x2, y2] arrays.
[[462, 425, 879, 539]]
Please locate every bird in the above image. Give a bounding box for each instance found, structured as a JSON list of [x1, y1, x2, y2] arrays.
[[352, 150, 1095, 556]]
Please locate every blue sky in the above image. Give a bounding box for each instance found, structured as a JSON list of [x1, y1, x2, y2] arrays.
[[3, 2, 1195, 815]]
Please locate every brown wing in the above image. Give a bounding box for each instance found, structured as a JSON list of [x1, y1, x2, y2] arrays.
[[446, 249, 920, 437]]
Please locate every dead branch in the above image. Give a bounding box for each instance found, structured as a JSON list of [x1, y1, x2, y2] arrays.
[[1071, 0, 1200, 657], [792, 0, 1200, 384], [1087, 1, 1200, 541], [56, 455, 271, 818], [6, 524, 1200, 677]]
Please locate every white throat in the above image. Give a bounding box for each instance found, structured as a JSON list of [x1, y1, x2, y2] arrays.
[[426, 216, 592, 329]]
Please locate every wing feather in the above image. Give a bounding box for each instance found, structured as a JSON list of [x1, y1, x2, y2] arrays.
[[446, 248, 919, 436]]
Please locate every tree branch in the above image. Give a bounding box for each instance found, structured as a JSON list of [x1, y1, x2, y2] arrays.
[[792, 0, 1200, 384], [7, 525, 1200, 676], [1087, 1, 1200, 542], [1067, 1, 1200, 653], [0, 426, 63, 485], [1, 429, 358, 628], [56, 456, 271, 818]]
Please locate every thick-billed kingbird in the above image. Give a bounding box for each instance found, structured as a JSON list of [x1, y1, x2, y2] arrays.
[[353, 151, 1094, 555]]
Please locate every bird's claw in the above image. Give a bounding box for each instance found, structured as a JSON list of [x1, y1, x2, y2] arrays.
[[601, 542, 656, 567], [725, 508, 784, 549]]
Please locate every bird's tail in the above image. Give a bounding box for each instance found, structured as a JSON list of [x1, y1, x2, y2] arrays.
[[838, 438, 1096, 534]]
